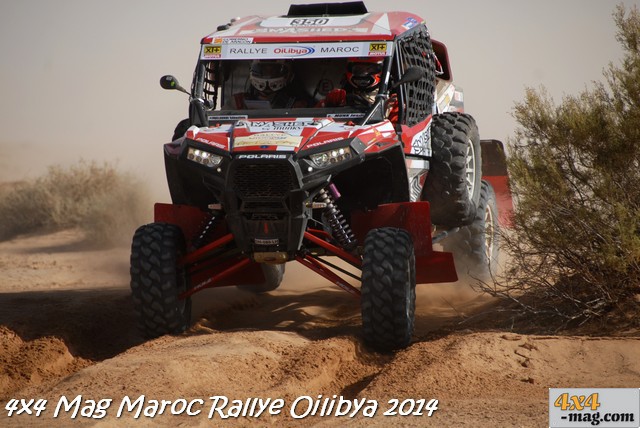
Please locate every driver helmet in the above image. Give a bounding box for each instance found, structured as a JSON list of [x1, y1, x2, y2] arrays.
[[249, 60, 293, 95], [346, 57, 384, 91]]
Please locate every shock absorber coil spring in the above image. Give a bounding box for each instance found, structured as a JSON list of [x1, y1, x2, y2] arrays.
[[318, 186, 357, 250]]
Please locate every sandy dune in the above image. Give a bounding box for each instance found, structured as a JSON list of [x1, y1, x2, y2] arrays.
[[1, 229, 639, 426]]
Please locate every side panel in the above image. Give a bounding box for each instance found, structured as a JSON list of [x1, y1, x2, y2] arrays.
[[398, 118, 432, 202], [401, 116, 432, 157]]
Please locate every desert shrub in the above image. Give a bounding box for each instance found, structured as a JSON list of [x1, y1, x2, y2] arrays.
[[484, 5, 640, 326], [0, 161, 151, 246]]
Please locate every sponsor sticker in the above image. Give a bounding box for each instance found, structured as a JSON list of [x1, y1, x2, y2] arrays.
[[208, 115, 248, 121], [437, 83, 456, 113], [236, 153, 288, 159], [194, 137, 227, 150], [199, 42, 384, 60], [368, 42, 390, 57], [290, 18, 330, 26], [227, 46, 268, 55], [197, 125, 233, 134], [409, 123, 431, 156], [259, 16, 363, 28], [402, 17, 419, 30], [239, 27, 370, 35], [369, 43, 387, 55], [234, 132, 303, 148], [272, 46, 315, 57], [254, 238, 280, 245], [327, 113, 365, 119], [213, 37, 254, 44], [304, 137, 345, 149], [202, 45, 222, 58], [248, 120, 315, 134], [318, 45, 361, 55]]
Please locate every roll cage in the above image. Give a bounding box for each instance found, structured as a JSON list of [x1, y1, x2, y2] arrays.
[[186, 23, 435, 129], [188, 57, 390, 126]]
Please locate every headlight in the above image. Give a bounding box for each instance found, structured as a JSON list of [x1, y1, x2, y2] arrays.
[[309, 147, 353, 168], [187, 147, 223, 168]]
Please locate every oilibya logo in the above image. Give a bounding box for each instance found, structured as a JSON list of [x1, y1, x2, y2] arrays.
[[272, 46, 315, 56]]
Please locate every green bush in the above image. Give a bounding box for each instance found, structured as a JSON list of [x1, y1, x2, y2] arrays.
[[489, 5, 640, 326], [0, 161, 151, 246]]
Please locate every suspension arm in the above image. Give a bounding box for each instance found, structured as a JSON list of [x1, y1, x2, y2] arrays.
[[296, 255, 361, 297], [303, 231, 362, 267]]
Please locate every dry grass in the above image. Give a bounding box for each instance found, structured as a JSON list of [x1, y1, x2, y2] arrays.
[[472, 6, 640, 327], [0, 161, 152, 246]]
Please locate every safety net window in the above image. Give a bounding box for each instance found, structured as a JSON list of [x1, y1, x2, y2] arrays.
[[397, 28, 436, 127]]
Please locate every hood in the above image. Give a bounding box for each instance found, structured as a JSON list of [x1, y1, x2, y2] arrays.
[[185, 117, 396, 155]]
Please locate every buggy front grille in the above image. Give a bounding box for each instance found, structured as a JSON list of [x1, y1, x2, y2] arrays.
[[232, 163, 295, 200]]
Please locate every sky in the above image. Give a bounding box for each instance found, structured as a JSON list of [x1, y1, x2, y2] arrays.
[[0, 0, 637, 199]]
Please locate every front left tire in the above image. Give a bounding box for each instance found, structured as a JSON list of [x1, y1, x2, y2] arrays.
[[130, 223, 192, 338], [361, 228, 416, 352]]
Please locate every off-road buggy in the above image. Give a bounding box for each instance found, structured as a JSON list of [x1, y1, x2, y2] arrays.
[[130, 1, 512, 351]]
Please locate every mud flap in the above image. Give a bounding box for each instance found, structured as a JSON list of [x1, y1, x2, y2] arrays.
[[481, 139, 514, 227], [351, 202, 458, 284], [154, 203, 266, 288]]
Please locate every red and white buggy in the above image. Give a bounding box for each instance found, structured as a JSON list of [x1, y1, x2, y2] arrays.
[[131, 1, 512, 351]]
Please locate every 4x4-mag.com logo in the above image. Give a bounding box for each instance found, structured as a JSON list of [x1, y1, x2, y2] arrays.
[[549, 388, 639, 427]]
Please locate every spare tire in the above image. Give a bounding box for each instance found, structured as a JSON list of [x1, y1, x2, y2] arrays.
[[423, 112, 482, 228]]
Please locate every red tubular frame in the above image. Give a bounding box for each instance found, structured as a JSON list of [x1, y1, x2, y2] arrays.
[[304, 230, 362, 267], [180, 257, 252, 298], [160, 201, 458, 300], [179, 233, 234, 266], [296, 255, 360, 297]]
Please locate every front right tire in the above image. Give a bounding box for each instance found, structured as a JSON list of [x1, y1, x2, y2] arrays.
[[443, 180, 500, 279]]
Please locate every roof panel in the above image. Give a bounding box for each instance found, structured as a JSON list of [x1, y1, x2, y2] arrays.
[[201, 11, 425, 44]]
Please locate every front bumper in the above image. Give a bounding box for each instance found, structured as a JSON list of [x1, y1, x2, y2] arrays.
[[164, 139, 364, 260]]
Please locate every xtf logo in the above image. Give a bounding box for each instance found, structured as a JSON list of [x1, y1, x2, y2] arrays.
[[290, 18, 329, 26], [204, 45, 221, 54], [369, 43, 387, 52]]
